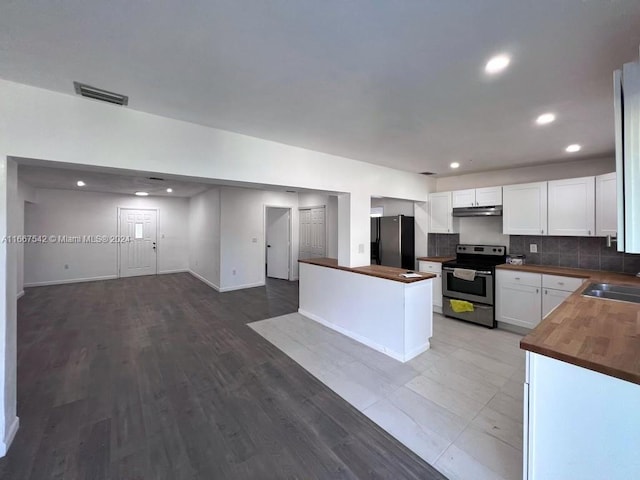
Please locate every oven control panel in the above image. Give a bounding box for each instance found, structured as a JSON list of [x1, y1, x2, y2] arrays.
[[455, 245, 506, 256]]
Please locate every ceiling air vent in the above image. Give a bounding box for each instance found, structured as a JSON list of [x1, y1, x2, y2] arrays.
[[73, 82, 129, 106], [420, 171, 435, 176], [148, 177, 165, 181]]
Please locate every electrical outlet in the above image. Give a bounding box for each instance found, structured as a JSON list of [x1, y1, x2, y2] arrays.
[[64, 264, 69, 270], [252, 237, 257, 243], [232, 269, 236, 275], [529, 244, 538, 253]]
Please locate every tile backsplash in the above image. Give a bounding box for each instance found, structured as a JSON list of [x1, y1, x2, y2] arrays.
[[509, 236, 640, 274], [427, 233, 460, 257]]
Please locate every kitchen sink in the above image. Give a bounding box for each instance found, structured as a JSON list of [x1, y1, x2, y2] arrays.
[[582, 283, 640, 304]]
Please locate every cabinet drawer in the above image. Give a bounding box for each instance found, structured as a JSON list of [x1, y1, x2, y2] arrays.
[[418, 261, 442, 273], [497, 269, 542, 287], [542, 274, 584, 292]]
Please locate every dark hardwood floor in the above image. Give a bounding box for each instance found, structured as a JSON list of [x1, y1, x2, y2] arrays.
[[0, 273, 446, 479]]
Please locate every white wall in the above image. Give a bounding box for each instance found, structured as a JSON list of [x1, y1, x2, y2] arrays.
[[370, 197, 415, 216], [458, 216, 510, 249], [188, 188, 221, 289], [1, 160, 18, 456], [436, 156, 615, 192], [219, 187, 298, 290], [23, 189, 189, 286], [1, 79, 434, 269], [298, 192, 339, 259], [15, 180, 36, 297]]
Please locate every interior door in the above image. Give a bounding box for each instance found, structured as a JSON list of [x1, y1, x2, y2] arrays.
[[266, 207, 290, 280], [119, 209, 157, 277], [299, 206, 326, 259]]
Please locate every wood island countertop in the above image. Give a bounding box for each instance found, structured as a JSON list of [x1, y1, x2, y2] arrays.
[[416, 256, 456, 263], [497, 264, 640, 385], [299, 257, 436, 284]]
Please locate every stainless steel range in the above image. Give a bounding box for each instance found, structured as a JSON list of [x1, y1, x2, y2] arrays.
[[442, 244, 507, 328]]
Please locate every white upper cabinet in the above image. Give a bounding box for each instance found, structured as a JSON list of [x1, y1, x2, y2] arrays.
[[503, 182, 548, 235], [429, 192, 459, 233], [452, 186, 502, 208], [596, 172, 617, 237], [452, 189, 476, 208], [547, 176, 595, 236], [475, 186, 502, 206]]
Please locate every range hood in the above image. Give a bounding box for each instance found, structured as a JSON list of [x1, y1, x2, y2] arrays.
[[452, 205, 503, 217]]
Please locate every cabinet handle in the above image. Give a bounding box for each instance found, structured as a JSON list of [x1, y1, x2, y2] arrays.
[[541, 229, 544, 234], [515, 277, 520, 280], [536, 289, 539, 293], [558, 282, 564, 285], [588, 230, 591, 236], [545, 290, 547, 295]]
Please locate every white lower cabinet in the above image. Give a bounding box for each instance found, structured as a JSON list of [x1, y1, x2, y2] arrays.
[[418, 261, 442, 313], [496, 270, 585, 328], [525, 352, 640, 479], [542, 288, 571, 318], [496, 270, 542, 328]]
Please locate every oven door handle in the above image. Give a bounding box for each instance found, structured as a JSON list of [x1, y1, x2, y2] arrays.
[[442, 267, 492, 276]]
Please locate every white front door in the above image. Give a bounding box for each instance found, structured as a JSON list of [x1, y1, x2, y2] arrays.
[[119, 209, 158, 277], [266, 207, 290, 280]]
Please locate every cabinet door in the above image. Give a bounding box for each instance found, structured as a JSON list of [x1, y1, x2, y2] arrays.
[[548, 177, 595, 236], [452, 189, 476, 208], [503, 182, 548, 235], [433, 273, 442, 309], [476, 186, 502, 206], [418, 261, 443, 310], [429, 192, 456, 233], [542, 288, 571, 318], [496, 269, 542, 328], [596, 172, 617, 237]]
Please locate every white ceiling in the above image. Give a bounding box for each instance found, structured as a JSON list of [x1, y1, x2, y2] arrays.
[[2, 1, 640, 175], [18, 165, 210, 197]]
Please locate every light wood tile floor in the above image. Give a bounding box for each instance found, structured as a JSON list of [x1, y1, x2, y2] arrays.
[[250, 312, 525, 480]]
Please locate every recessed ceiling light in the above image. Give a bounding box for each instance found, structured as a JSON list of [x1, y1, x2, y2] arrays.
[[485, 54, 511, 74], [536, 113, 556, 125], [565, 144, 582, 153], [166, 188, 173, 193], [135, 191, 149, 196], [450, 162, 460, 169], [76, 180, 86, 187]]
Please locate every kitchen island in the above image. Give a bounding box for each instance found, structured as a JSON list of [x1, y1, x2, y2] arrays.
[[298, 258, 435, 362], [502, 264, 640, 480]]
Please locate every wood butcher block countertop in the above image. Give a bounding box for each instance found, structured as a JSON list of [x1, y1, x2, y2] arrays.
[[497, 264, 640, 385], [416, 256, 456, 263], [299, 257, 436, 284]]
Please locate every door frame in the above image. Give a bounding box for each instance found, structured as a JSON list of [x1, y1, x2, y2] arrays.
[[298, 204, 327, 259], [116, 207, 159, 278], [263, 205, 293, 282]]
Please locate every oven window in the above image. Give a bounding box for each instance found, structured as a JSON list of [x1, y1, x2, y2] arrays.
[[446, 273, 487, 297]]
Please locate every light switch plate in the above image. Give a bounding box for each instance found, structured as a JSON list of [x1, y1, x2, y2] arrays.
[[529, 244, 538, 253]]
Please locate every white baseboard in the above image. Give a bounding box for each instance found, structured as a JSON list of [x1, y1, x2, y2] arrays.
[[189, 271, 266, 293], [433, 305, 443, 314], [188, 270, 221, 291], [158, 269, 189, 275], [24, 275, 118, 288], [17, 290, 24, 299], [298, 308, 407, 362], [0, 416, 19, 458], [219, 281, 265, 292], [404, 342, 431, 362]]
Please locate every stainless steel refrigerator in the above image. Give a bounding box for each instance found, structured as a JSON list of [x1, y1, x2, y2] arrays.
[[370, 215, 415, 269]]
